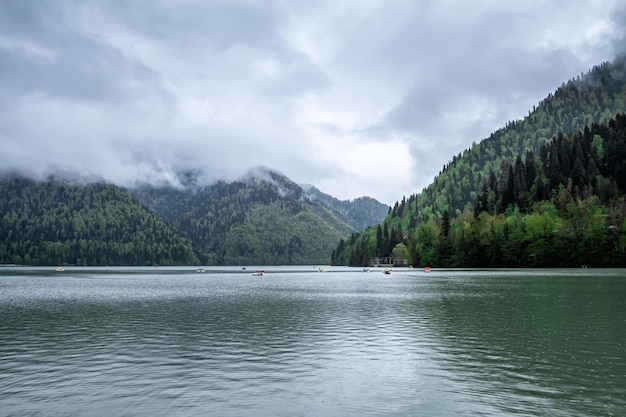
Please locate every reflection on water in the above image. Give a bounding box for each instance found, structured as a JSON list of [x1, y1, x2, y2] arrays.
[[0, 267, 624, 416], [423, 271, 626, 416]]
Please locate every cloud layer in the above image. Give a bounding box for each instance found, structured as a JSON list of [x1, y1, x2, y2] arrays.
[[1, 0, 625, 204]]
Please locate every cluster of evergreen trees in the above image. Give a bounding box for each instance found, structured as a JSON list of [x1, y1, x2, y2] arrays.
[[475, 117, 626, 215], [0, 167, 386, 266], [0, 177, 199, 266], [133, 177, 356, 265], [416, 115, 626, 267], [412, 56, 626, 220], [333, 114, 626, 268], [332, 55, 626, 268]]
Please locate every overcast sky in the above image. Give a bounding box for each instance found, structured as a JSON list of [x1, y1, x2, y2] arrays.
[[1, 1, 625, 204]]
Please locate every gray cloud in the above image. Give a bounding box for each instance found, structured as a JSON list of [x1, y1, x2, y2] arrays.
[[1, 0, 625, 204]]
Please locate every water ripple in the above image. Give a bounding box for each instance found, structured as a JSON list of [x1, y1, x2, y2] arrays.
[[1, 268, 624, 416]]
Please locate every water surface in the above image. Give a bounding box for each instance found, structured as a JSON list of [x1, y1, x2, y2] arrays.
[[1, 267, 624, 416]]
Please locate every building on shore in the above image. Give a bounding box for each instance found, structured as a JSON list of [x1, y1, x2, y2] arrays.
[[370, 257, 407, 267]]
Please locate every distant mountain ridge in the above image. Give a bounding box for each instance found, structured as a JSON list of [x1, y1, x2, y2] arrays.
[[236, 166, 389, 230], [301, 185, 389, 231], [132, 167, 389, 265], [0, 168, 388, 266], [236, 166, 303, 199]]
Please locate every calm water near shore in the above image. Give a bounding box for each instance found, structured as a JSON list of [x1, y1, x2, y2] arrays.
[[1, 266, 624, 416]]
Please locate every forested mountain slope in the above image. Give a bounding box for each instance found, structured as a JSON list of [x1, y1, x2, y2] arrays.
[[302, 185, 390, 231], [132, 168, 366, 265], [423, 54, 626, 219], [0, 176, 199, 266], [1, 167, 387, 266], [332, 54, 626, 268]]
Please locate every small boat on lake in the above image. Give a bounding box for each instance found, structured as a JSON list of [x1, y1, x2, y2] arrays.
[[252, 270, 265, 276], [197, 268, 206, 273], [383, 268, 392, 275], [56, 266, 64, 272], [424, 266, 431, 273]]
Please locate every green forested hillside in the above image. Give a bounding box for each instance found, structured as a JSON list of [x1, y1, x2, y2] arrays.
[[302, 185, 390, 231], [133, 171, 358, 265], [0, 167, 386, 266], [332, 54, 626, 268], [423, 54, 626, 219], [0, 176, 199, 266]]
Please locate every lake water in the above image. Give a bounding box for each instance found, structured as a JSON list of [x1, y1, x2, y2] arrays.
[[1, 266, 624, 416]]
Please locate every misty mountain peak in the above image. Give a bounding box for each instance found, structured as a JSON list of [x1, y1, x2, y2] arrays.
[[238, 166, 302, 198]]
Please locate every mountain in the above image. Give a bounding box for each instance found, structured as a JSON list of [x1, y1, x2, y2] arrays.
[[0, 168, 387, 266], [0, 175, 199, 266], [332, 54, 626, 268], [132, 167, 389, 265], [237, 166, 389, 230], [301, 184, 390, 231]]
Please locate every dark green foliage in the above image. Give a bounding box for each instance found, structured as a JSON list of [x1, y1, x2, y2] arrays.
[[0, 176, 199, 266], [333, 54, 626, 267], [1, 169, 387, 266], [462, 114, 626, 267], [301, 186, 390, 231], [419, 54, 626, 221], [132, 171, 381, 265], [336, 115, 626, 267]]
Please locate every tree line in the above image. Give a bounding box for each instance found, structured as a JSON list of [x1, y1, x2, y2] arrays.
[[0, 177, 199, 266], [413, 115, 626, 267], [133, 177, 355, 265], [332, 54, 626, 267], [333, 115, 626, 267]]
